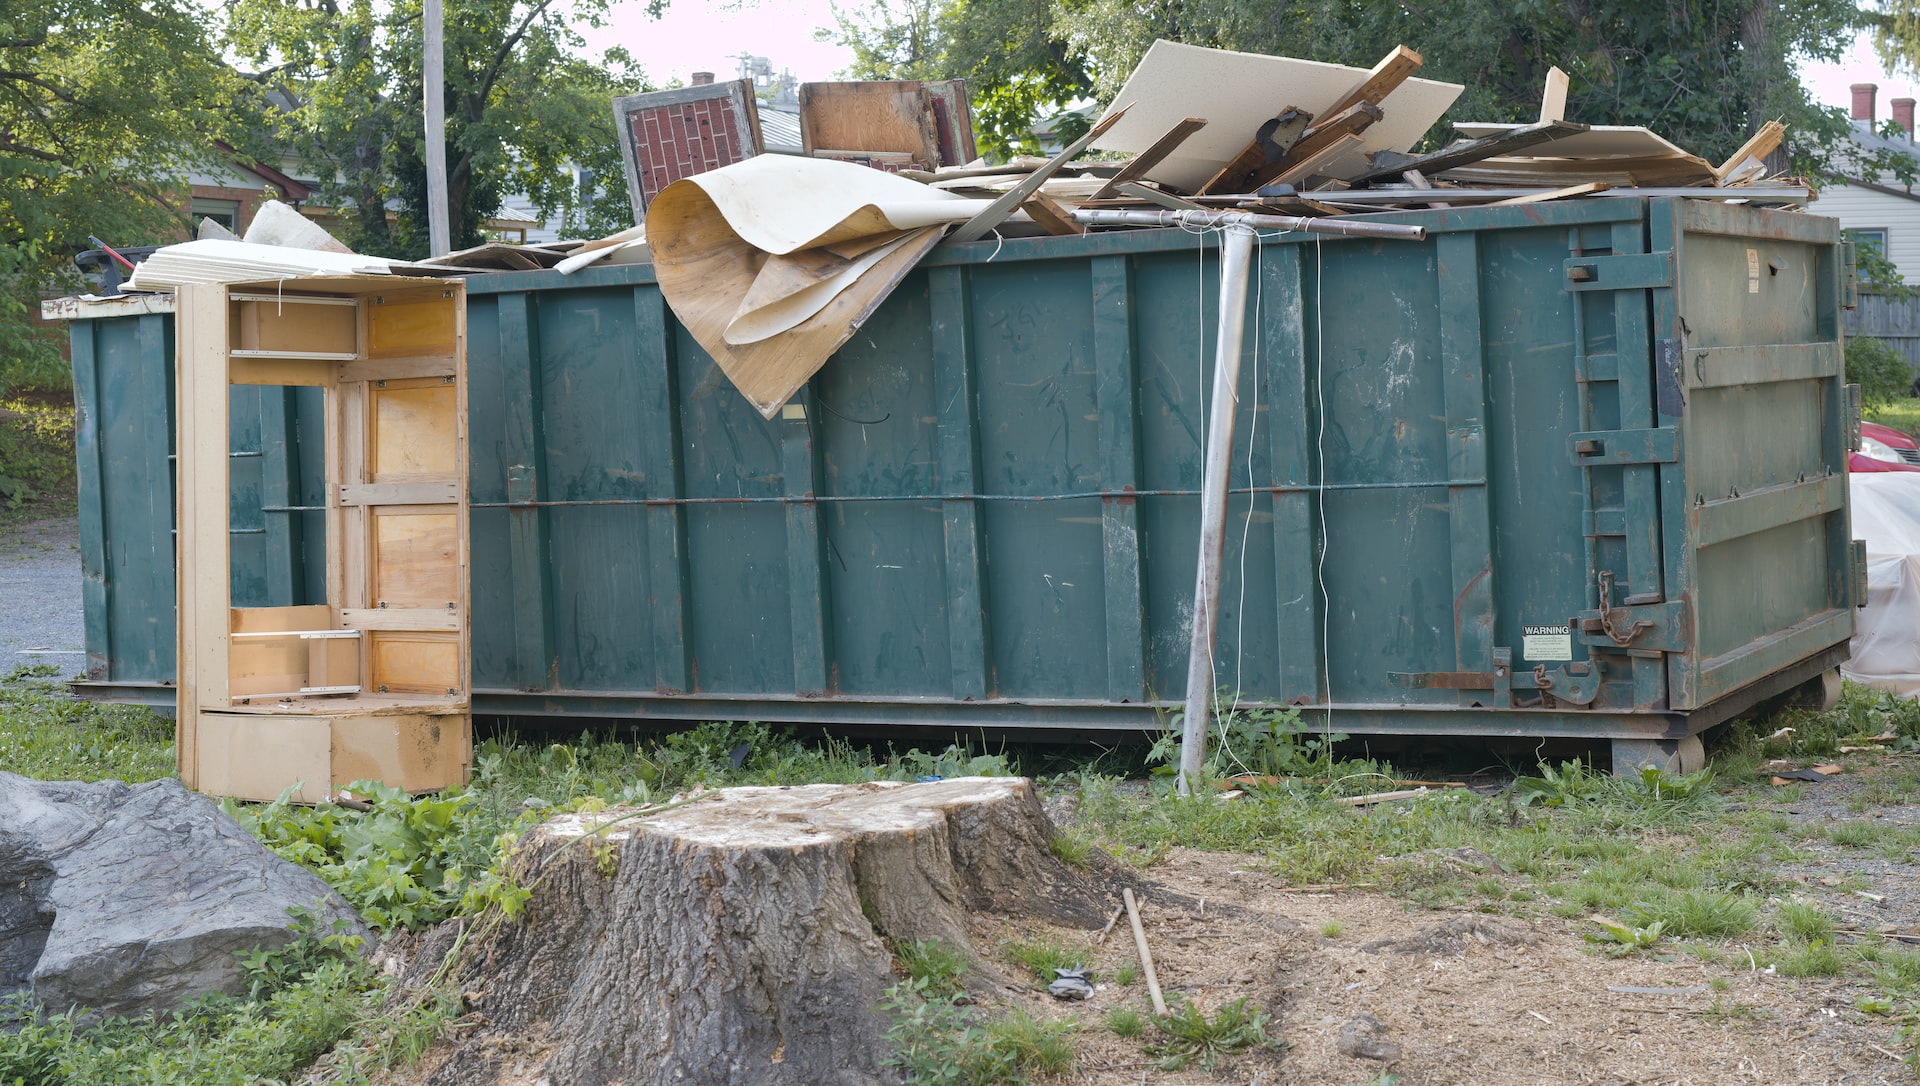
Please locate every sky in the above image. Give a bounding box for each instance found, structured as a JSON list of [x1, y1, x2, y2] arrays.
[[1799, 32, 1920, 118], [576, 0, 855, 87]]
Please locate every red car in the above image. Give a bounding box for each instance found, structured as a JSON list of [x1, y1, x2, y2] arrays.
[[1853, 420, 1920, 473]]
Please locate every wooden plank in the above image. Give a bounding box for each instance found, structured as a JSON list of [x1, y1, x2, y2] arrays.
[[1715, 120, 1785, 181], [1348, 119, 1589, 184], [338, 355, 455, 382], [1324, 44, 1423, 118], [370, 378, 459, 476], [231, 605, 333, 633], [338, 480, 459, 506], [1020, 192, 1086, 236], [799, 81, 941, 169], [1091, 255, 1146, 701], [1089, 118, 1208, 201], [371, 509, 460, 608], [1269, 133, 1366, 188], [1482, 181, 1609, 206], [236, 298, 357, 355], [926, 79, 978, 166], [1114, 181, 1209, 211], [948, 103, 1131, 244], [367, 292, 457, 358], [176, 282, 235, 786], [1539, 65, 1569, 124], [370, 633, 461, 694], [1195, 109, 1310, 196], [338, 607, 461, 632], [930, 265, 990, 698], [632, 287, 694, 693], [1253, 104, 1381, 189], [229, 357, 334, 386]]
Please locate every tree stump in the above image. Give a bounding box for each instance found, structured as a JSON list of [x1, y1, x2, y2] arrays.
[[427, 778, 1112, 1086]]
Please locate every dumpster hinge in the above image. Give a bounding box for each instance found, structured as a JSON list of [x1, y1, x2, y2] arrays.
[[1853, 539, 1869, 609], [1570, 427, 1679, 466], [1564, 251, 1673, 292]]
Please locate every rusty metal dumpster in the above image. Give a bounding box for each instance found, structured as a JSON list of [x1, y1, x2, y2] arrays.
[[58, 196, 1860, 768]]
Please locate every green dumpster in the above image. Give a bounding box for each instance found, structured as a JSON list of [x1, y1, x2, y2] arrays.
[[60, 196, 1860, 768]]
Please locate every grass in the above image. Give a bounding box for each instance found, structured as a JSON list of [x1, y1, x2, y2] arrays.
[[0, 665, 175, 781], [1867, 397, 1920, 439], [0, 391, 76, 522], [1149, 997, 1282, 1072], [896, 938, 969, 998], [1319, 920, 1347, 938], [998, 933, 1085, 983], [1105, 1006, 1145, 1037]]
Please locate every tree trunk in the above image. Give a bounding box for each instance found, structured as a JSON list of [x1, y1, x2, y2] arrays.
[[426, 778, 1112, 1086]]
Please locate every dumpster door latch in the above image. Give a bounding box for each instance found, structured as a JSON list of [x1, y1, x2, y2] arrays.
[[1575, 599, 1690, 652], [1564, 251, 1673, 292], [1570, 427, 1679, 466]]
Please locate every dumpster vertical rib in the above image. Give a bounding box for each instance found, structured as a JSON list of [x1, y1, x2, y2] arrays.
[[499, 293, 555, 691], [71, 320, 110, 681], [632, 288, 694, 693], [1437, 233, 1496, 692], [146, 314, 179, 681], [260, 386, 303, 608], [1264, 243, 1322, 703], [1815, 226, 1855, 614], [1610, 218, 1669, 709], [782, 395, 834, 694], [931, 266, 991, 699], [1092, 255, 1146, 700]]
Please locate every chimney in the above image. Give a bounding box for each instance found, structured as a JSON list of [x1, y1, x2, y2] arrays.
[[691, 71, 714, 86], [1854, 82, 1878, 122], [1897, 97, 1916, 139]]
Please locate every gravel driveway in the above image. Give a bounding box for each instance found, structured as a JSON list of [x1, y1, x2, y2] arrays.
[[0, 516, 85, 676]]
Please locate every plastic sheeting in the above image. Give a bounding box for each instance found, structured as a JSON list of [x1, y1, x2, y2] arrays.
[[1843, 472, 1920, 697]]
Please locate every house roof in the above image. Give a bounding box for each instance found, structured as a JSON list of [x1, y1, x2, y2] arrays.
[[761, 108, 803, 154], [213, 142, 312, 200]]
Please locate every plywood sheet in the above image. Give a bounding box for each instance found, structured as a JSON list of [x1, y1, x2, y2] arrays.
[[1088, 40, 1464, 191], [1449, 123, 1694, 159], [370, 634, 461, 695], [331, 713, 470, 793], [194, 710, 332, 803], [367, 295, 457, 358], [236, 300, 356, 355], [231, 605, 332, 633], [372, 511, 459, 608], [800, 81, 941, 168], [371, 382, 458, 476]]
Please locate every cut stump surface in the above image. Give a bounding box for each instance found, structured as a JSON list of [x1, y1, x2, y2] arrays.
[[427, 777, 1111, 1086]]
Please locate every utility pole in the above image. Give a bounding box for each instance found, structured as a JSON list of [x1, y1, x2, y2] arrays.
[[423, 0, 451, 257]]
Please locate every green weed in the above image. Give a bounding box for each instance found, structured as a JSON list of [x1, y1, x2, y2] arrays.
[[1106, 1006, 1145, 1037], [1320, 920, 1347, 939], [896, 938, 969, 999], [986, 1010, 1077, 1075], [1113, 961, 1139, 987], [999, 934, 1084, 983], [1048, 829, 1096, 869], [1775, 901, 1837, 944], [0, 667, 174, 782], [1149, 997, 1282, 1071], [1621, 889, 1758, 939], [1585, 916, 1665, 957]]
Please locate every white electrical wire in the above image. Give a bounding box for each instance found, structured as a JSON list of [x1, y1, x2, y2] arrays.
[[1313, 236, 1333, 738]]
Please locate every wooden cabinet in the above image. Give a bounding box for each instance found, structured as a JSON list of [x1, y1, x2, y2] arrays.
[[175, 276, 471, 801]]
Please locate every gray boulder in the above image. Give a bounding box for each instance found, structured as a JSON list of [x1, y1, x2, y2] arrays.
[[0, 771, 367, 1019]]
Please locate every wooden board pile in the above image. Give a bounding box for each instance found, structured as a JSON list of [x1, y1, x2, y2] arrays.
[[906, 41, 1808, 237]]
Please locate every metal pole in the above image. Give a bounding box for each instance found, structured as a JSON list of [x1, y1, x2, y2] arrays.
[[423, 0, 451, 257], [1071, 207, 1425, 242], [1177, 223, 1257, 795]]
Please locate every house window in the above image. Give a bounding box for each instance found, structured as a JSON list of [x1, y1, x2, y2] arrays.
[[190, 197, 241, 232], [1855, 228, 1890, 256]]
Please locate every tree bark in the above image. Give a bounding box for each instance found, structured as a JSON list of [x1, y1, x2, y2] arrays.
[[426, 778, 1111, 1086]]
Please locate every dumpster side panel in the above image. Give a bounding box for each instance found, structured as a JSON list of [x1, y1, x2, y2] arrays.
[[463, 295, 518, 692]]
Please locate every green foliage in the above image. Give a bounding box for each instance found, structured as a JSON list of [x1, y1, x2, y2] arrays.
[[1584, 916, 1665, 957], [228, 779, 510, 930], [1848, 335, 1913, 409], [1515, 760, 1716, 818], [1149, 699, 1351, 785], [985, 1010, 1077, 1075], [0, 393, 75, 518], [1048, 828, 1096, 868], [1148, 996, 1282, 1072], [1112, 961, 1138, 987], [897, 938, 970, 999], [0, 1, 253, 394], [225, 0, 646, 257], [1105, 1005, 1145, 1037], [1777, 901, 1838, 944], [1850, 230, 1915, 300], [0, 666, 174, 782], [998, 933, 1084, 983], [1621, 889, 1758, 939], [880, 979, 1022, 1086], [0, 915, 376, 1086]]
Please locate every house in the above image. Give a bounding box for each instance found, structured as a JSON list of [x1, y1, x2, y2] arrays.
[[1814, 83, 1920, 284]]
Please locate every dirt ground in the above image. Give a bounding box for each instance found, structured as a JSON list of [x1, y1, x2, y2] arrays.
[[365, 758, 1920, 1086]]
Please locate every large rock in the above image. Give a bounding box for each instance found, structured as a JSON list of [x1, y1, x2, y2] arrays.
[[0, 771, 366, 1019]]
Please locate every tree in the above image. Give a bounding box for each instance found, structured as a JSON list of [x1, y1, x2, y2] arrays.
[[0, 0, 253, 390], [227, 0, 647, 258]]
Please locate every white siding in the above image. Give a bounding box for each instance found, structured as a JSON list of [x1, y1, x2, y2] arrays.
[[1808, 182, 1920, 283]]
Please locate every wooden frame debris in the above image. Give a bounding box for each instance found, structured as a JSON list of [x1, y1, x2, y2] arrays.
[[613, 80, 764, 220]]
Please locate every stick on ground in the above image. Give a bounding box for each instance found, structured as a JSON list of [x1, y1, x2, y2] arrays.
[[1124, 887, 1168, 1016]]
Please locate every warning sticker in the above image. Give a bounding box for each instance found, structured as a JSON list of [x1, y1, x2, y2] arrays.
[[1523, 624, 1573, 662], [1746, 247, 1760, 294]]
